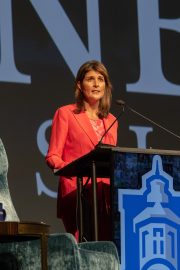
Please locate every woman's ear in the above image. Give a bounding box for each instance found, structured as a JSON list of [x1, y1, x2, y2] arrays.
[[77, 81, 82, 91]]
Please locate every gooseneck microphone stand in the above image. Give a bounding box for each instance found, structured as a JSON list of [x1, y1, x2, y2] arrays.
[[97, 101, 125, 147], [116, 99, 180, 141]]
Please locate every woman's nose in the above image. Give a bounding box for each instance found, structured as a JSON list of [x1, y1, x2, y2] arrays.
[[93, 78, 99, 86]]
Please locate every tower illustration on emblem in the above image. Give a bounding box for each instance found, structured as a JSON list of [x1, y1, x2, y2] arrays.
[[118, 155, 180, 270]]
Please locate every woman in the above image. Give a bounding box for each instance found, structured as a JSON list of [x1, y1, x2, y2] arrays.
[[46, 60, 118, 241]]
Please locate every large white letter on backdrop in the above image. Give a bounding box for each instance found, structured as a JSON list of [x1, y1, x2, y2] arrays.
[[129, 126, 153, 148], [30, 0, 101, 76], [127, 0, 180, 96], [0, 0, 31, 83], [0, 0, 100, 83], [36, 120, 57, 198]]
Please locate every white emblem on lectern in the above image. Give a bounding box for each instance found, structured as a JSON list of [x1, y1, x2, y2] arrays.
[[118, 155, 180, 270]]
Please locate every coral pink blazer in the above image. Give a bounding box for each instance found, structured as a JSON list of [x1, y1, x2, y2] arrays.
[[46, 104, 118, 218]]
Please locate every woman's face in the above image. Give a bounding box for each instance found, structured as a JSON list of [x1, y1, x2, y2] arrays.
[[79, 70, 105, 105]]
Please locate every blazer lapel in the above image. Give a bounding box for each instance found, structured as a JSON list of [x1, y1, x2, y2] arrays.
[[102, 116, 114, 144], [72, 111, 99, 146]]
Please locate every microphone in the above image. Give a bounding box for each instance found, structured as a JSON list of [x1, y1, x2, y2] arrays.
[[116, 99, 180, 140], [96, 101, 125, 148], [116, 99, 125, 107]]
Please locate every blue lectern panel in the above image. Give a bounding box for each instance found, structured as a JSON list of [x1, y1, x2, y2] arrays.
[[112, 151, 180, 269]]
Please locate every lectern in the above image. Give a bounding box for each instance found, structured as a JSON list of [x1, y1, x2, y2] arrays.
[[55, 144, 180, 265]]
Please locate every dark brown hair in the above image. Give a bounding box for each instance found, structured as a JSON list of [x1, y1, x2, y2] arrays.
[[74, 60, 112, 118]]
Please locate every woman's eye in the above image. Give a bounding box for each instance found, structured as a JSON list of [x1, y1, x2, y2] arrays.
[[85, 76, 104, 82], [86, 77, 93, 81]]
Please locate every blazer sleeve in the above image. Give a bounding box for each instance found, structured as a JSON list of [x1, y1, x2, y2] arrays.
[[45, 107, 69, 170]]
